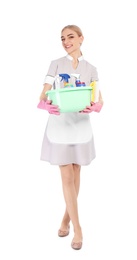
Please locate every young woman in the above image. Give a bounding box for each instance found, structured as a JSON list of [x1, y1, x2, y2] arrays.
[[37, 25, 103, 250]]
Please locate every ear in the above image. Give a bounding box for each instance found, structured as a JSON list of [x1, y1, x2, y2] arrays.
[[79, 35, 84, 45]]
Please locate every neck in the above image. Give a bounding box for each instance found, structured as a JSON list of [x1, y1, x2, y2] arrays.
[[68, 50, 82, 61]]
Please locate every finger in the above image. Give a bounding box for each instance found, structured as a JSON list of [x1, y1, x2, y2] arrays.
[[46, 100, 52, 104], [86, 105, 90, 108], [51, 111, 60, 115], [49, 105, 59, 109], [79, 110, 90, 113], [50, 107, 60, 113], [90, 102, 95, 106]]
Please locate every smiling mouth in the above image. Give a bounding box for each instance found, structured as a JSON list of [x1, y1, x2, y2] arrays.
[[65, 45, 73, 49]]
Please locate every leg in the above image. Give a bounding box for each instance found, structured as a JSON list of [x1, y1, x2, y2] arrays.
[[59, 164, 81, 230], [60, 164, 81, 230], [59, 164, 83, 244]]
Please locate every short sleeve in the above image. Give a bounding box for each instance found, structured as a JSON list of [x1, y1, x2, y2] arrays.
[[91, 66, 99, 82], [43, 60, 58, 84]]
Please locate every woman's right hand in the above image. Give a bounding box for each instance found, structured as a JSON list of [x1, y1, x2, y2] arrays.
[[37, 100, 60, 115]]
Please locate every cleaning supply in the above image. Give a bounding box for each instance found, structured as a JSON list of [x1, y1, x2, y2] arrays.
[[71, 73, 86, 87], [54, 75, 61, 89], [46, 86, 92, 112], [54, 74, 74, 88], [59, 73, 71, 87], [71, 73, 80, 86], [64, 83, 74, 88], [76, 82, 86, 87], [90, 81, 99, 102]]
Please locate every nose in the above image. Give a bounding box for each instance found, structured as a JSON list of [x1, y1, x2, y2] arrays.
[[63, 38, 70, 45]]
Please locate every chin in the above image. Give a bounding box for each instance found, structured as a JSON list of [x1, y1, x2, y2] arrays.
[[65, 49, 71, 54], [65, 48, 73, 54]]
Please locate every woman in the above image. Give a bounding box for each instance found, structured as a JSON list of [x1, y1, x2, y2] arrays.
[[37, 25, 103, 250]]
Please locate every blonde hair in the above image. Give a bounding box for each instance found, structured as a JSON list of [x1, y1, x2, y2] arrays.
[[61, 25, 83, 37]]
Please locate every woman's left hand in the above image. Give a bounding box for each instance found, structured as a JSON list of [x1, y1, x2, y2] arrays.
[[79, 102, 103, 113]]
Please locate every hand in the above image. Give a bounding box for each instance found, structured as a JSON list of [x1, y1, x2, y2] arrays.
[[37, 100, 60, 115], [80, 102, 103, 113]]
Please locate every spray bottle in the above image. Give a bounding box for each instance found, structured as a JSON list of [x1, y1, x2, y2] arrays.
[[71, 73, 86, 87], [71, 73, 80, 86], [59, 73, 73, 88], [54, 75, 61, 89]]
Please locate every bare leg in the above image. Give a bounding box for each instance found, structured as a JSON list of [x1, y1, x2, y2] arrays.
[[59, 164, 82, 243], [59, 164, 81, 229]]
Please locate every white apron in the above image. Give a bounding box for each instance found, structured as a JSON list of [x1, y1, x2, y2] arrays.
[[46, 113, 93, 144]]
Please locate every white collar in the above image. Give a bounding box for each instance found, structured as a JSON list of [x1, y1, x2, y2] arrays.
[[66, 54, 84, 61]]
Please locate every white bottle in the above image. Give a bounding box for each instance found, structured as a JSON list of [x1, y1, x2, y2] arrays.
[[54, 75, 61, 89], [71, 73, 80, 86]]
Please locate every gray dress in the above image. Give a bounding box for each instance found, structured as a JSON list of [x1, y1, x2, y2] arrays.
[[40, 55, 99, 166]]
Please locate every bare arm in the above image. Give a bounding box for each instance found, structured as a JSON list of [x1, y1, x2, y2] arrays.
[[39, 83, 52, 101], [98, 90, 104, 105]]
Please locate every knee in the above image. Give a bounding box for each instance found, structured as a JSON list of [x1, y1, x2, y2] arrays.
[[73, 164, 81, 174], [60, 164, 74, 185]]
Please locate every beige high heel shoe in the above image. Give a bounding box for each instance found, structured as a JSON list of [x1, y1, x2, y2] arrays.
[[58, 225, 70, 237], [71, 241, 83, 250]]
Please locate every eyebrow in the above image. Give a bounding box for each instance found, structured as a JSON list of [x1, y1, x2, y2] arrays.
[[61, 33, 74, 39]]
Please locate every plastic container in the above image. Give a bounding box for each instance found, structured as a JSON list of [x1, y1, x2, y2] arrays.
[[46, 86, 92, 113], [76, 82, 86, 87], [90, 81, 99, 102]]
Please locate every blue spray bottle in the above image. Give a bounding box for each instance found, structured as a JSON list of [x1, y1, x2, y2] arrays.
[[59, 73, 73, 88]]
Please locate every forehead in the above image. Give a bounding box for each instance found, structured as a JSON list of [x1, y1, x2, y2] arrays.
[[61, 28, 77, 37]]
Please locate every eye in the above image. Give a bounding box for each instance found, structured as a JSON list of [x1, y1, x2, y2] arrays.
[[61, 38, 65, 42], [69, 36, 74, 39]]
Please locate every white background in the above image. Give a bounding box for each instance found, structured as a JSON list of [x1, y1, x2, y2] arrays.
[[0, 0, 137, 259]]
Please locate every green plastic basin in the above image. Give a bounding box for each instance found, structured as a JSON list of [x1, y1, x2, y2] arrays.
[[46, 86, 92, 113]]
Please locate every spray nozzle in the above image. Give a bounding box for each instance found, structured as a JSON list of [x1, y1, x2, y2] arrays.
[[59, 73, 70, 83], [71, 73, 80, 79]]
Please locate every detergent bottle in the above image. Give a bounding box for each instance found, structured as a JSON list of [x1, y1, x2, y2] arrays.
[[71, 73, 86, 87], [59, 73, 74, 88], [90, 81, 99, 102], [71, 73, 80, 86]]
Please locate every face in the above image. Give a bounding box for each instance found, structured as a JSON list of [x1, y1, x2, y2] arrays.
[[61, 28, 83, 55]]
